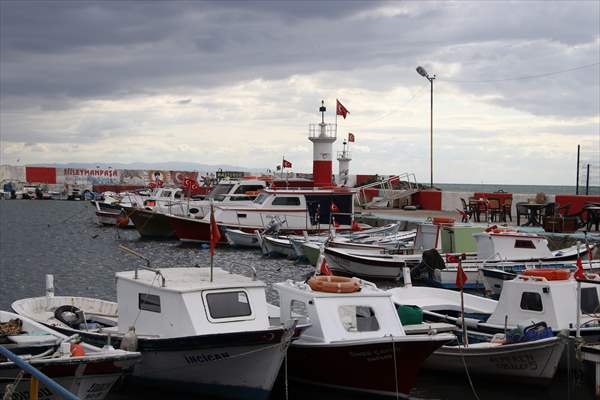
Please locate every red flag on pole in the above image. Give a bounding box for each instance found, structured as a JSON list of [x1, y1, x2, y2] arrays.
[[183, 177, 202, 195], [456, 262, 468, 289], [282, 159, 292, 168], [574, 256, 586, 280], [319, 258, 332, 276], [351, 219, 362, 231], [330, 202, 340, 213], [336, 99, 349, 119], [348, 133, 355, 142], [210, 209, 221, 256]]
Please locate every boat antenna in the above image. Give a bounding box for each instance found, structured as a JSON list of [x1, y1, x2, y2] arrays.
[[119, 245, 166, 287]]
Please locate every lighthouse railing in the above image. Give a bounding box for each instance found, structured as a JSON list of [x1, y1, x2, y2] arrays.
[[308, 123, 336, 139]]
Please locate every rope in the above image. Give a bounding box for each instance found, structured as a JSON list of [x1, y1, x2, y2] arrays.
[[2, 370, 24, 400], [457, 342, 481, 400], [284, 354, 289, 400]]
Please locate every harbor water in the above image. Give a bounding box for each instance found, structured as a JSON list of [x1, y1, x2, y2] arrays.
[[0, 200, 594, 400]]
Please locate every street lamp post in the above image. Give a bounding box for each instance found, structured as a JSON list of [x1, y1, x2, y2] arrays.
[[416, 66, 435, 188]]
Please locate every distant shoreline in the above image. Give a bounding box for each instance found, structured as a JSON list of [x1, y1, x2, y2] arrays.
[[435, 183, 599, 195]]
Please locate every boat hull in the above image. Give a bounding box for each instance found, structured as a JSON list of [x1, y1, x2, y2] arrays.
[[165, 215, 228, 244], [262, 236, 295, 258], [0, 356, 136, 400], [95, 209, 132, 227], [424, 337, 565, 382], [324, 247, 405, 279], [224, 229, 260, 248], [288, 338, 445, 397], [126, 208, 177, 239]]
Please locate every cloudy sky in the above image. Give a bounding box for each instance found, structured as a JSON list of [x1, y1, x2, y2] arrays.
[[1, 1, 598, 185]]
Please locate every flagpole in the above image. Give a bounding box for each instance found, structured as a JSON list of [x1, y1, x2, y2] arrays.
[[335, 100, 338, 137], [210, 201, 214, 283], [576, 241, 582, 338], [459, 259, 468, 347]]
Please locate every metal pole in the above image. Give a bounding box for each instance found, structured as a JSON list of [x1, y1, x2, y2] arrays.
[[0, 346, 79, 400], [430, 78, 434, 188], [586, 164, 590, 195], [576, 145, 580, 195]]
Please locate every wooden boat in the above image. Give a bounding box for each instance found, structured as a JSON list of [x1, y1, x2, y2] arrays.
[[92, 201, 132, 227], [12, 268, 305, 400], [272, 278, 453, 397], [122, 207, 177, 239], [422, 332, 565, 383], [224, 228, 260, 248], [0, 310, 139, 400], [324, 247, 422, 279], [300, 241, 322, 266], [261, 235, 296, 258]]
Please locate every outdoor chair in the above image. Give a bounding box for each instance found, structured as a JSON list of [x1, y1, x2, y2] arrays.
[[516, 202, 531, 226], [501, 198, 513, 222], [487, 198, 502, 222], [458, 198, 474, 223]]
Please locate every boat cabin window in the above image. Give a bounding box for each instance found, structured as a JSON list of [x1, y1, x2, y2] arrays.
[[139, 293, 161, 313], [234, 185, 264, 194], [338, 305, 380, 332], [289, 300, 309, 320], [581, 287, 600, 314], [205, 290, 252, 321], [272, 197, 301, 206], [520, 292, 543, 312], [514, 240, 536, 249], [253, 193, 269, 204], [208, 184, 234, 200]]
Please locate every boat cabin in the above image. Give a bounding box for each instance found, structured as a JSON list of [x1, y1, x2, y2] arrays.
[[274, 280, 404, 343], [206, 179, 267, 202], [116, 268, 271, 338], [486, 275, 600, 330], [473, 231, 553, 261]]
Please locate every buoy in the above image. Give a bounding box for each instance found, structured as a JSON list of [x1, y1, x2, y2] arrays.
[[70, 342, 86, 357], [307, 276, 361, 293], [521, 269, 570, 281]]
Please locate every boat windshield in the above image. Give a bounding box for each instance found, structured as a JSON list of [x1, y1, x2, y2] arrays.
[[253, 193, 269, 204], [207, 184, 234, 201]]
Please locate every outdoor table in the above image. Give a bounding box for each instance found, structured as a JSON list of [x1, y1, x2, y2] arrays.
[[520, 203, 547, 227], [469, 198, 488, 222]]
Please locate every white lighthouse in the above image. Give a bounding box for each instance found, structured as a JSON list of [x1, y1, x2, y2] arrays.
[[308, 100, 337, 187], [337, 139, 352, 187]]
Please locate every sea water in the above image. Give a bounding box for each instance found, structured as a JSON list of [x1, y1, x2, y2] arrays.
[[0, 201, 593, 400]]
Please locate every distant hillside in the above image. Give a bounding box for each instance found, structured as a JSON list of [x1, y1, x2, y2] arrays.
[[30, 162, 268, 174]]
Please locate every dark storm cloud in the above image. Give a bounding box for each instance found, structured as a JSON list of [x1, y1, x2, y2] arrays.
[[0, 0, 598, 131]]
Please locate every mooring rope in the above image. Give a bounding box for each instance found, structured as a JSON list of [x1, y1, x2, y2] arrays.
[[390, 334, 399, 400], [2, 370, 24, 400], [457, 342, 481, 400]]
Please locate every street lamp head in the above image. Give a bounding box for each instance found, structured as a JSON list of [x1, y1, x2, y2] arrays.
[[416, 66, 428, 78]]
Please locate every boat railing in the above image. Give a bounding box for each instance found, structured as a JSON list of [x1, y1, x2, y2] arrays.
[[354, 173, 419, 207], [225, 261, 257, 281], [0, 346, 79, 400], [118, 245, 166, 287]]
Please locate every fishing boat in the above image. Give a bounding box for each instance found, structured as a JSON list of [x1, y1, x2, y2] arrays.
[[0, 310, 139, 400], [122, 207, 178, 239], [271, 277, 453, 397], [422, 331, 565, 383], [12, 267, 303, 400], [92, 200, 132, 227], [224, 228, 261, 248], [388, 270, 600, 341], [324, 246, 422, 279], [166, 187, 355, 243], [260, 234, 296, 258]]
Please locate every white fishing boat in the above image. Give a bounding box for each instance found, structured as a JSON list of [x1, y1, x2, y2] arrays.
[[271, 277, 453, 397], [224, 228, 261, 248], [0, 310, 139, 400], [324, 246, 422, 279], [260, 234, 296, 258], [12, 267, 303, 400]]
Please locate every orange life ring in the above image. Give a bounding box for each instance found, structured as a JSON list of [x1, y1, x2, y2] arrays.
[[432, 216, 455, 225], [308, 276, 361, 293], [521, 269, 570, 281]]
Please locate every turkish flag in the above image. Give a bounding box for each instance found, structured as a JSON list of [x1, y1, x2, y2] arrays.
[[183, 177, 201, 194], [330, 202, 340, 213], [456, 262, 468, 289], [351, 219, 362, 231], [574, 256, 586, 280], [336, 99, 349, 119], [282, 159, 292, 168], [348, 133, 355, 142], [210, 210, 221, 256]]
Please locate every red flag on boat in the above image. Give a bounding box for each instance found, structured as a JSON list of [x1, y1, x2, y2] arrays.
[[210, 209, 221, 256], [282, 159, 292, 168], [574, 256, 586, 280], [456, 262, 468, 289], [351, 219, 362, 231], [333, 217, 340, 228], [330, 202, 340, 213], [348, 133, 355, 142], [336, 99, 349, 119], [319, 258, 332, 276]]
